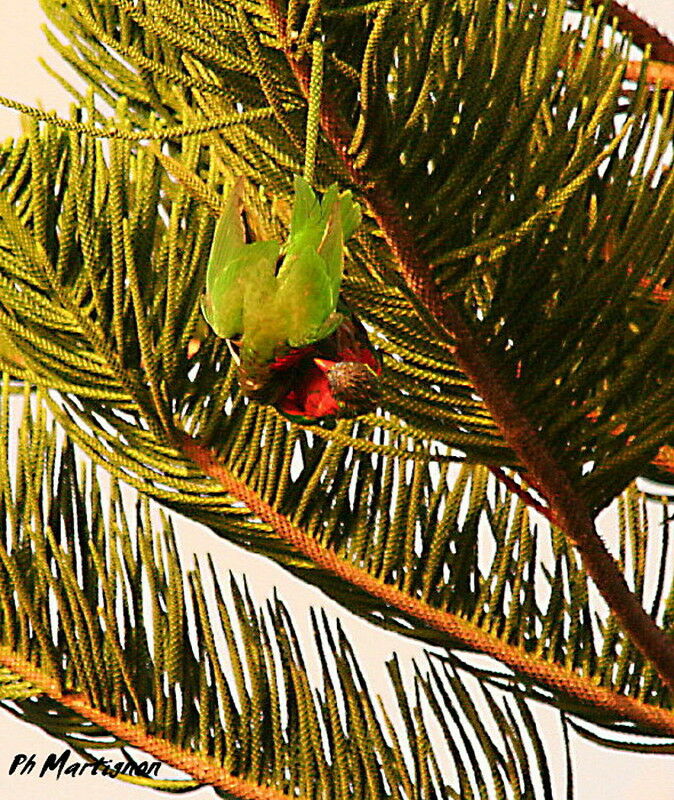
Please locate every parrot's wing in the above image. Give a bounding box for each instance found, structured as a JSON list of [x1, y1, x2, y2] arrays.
[[338, 189, 361, 241], [290, 175, 321, 236], [201, 256, 245, 338], [316, 199, 345, 308], [202, 181, 247, 338], [219, 177, 361, 356], [315, 187, 361, 306], [206, 180, 246, 283], [318, 183, 360, 241], [279, 177, 324, 279], [275, 247, 335, 348], [319, 183, 339, 219], [280, 180, 360, 279], [203, 240, 279, 340]]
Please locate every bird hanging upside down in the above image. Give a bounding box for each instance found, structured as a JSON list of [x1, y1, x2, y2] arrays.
[[201, 176, 382, 423]]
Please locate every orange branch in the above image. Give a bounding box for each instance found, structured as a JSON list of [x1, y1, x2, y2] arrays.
[[0, 647, 290, 800], [180, 433, 674, 736], [625, 59, 674, 90]]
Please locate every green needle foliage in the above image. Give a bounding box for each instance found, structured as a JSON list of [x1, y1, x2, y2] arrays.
[[0, 378, 553, 798], [1, 0, 674, 796]]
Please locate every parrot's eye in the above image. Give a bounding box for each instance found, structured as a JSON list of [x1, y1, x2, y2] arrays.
[[241, 208, 254, 243]]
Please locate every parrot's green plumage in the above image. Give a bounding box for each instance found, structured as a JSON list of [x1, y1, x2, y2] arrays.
[[202, 176, 360, 363], [202, 176, 382, 421]]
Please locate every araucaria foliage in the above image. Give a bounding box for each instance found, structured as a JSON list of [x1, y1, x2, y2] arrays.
[[2, 0, 674, 797]]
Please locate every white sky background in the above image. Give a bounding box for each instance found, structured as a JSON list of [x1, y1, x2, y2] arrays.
[[2, 1, 674, 799]]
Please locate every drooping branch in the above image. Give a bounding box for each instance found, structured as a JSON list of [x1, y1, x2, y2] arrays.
[[263, 1, 674, 693], [0, 648, 285, 800], [179, 433, 674, 736]]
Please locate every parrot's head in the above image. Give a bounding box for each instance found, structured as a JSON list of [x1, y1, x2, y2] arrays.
[[314, 358, 382, 417], [276, 356, 382, 422]]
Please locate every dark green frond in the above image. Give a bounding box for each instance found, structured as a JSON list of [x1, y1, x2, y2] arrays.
[[30, 0, 674, 510], [0, 0, 670, 781], [3, 105, 674, 737], [0, 377, 556, 798]]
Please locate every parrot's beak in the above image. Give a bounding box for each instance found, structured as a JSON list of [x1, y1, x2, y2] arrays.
[[313, 358, 336, 374]]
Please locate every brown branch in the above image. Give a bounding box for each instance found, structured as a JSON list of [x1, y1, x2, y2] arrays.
[[0, 647, 290, 800], [180, 433, 674, 736], [597, 1, 674, 64], [488, 465, 552, 521], [262, 1, 674, 692]]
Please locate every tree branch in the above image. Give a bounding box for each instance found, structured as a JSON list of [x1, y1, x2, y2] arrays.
[[179, 432, 674, 736], [0, 647, 288, 800], [625, 59, 674, 89], [264, 0, 674, 693], [598, 1, 674, 64]]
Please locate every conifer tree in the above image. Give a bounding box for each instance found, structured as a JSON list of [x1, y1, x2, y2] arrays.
[[1, 1, 674, 796]]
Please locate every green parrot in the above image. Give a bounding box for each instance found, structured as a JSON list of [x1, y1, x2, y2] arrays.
[[201, 176, 382, 421]]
